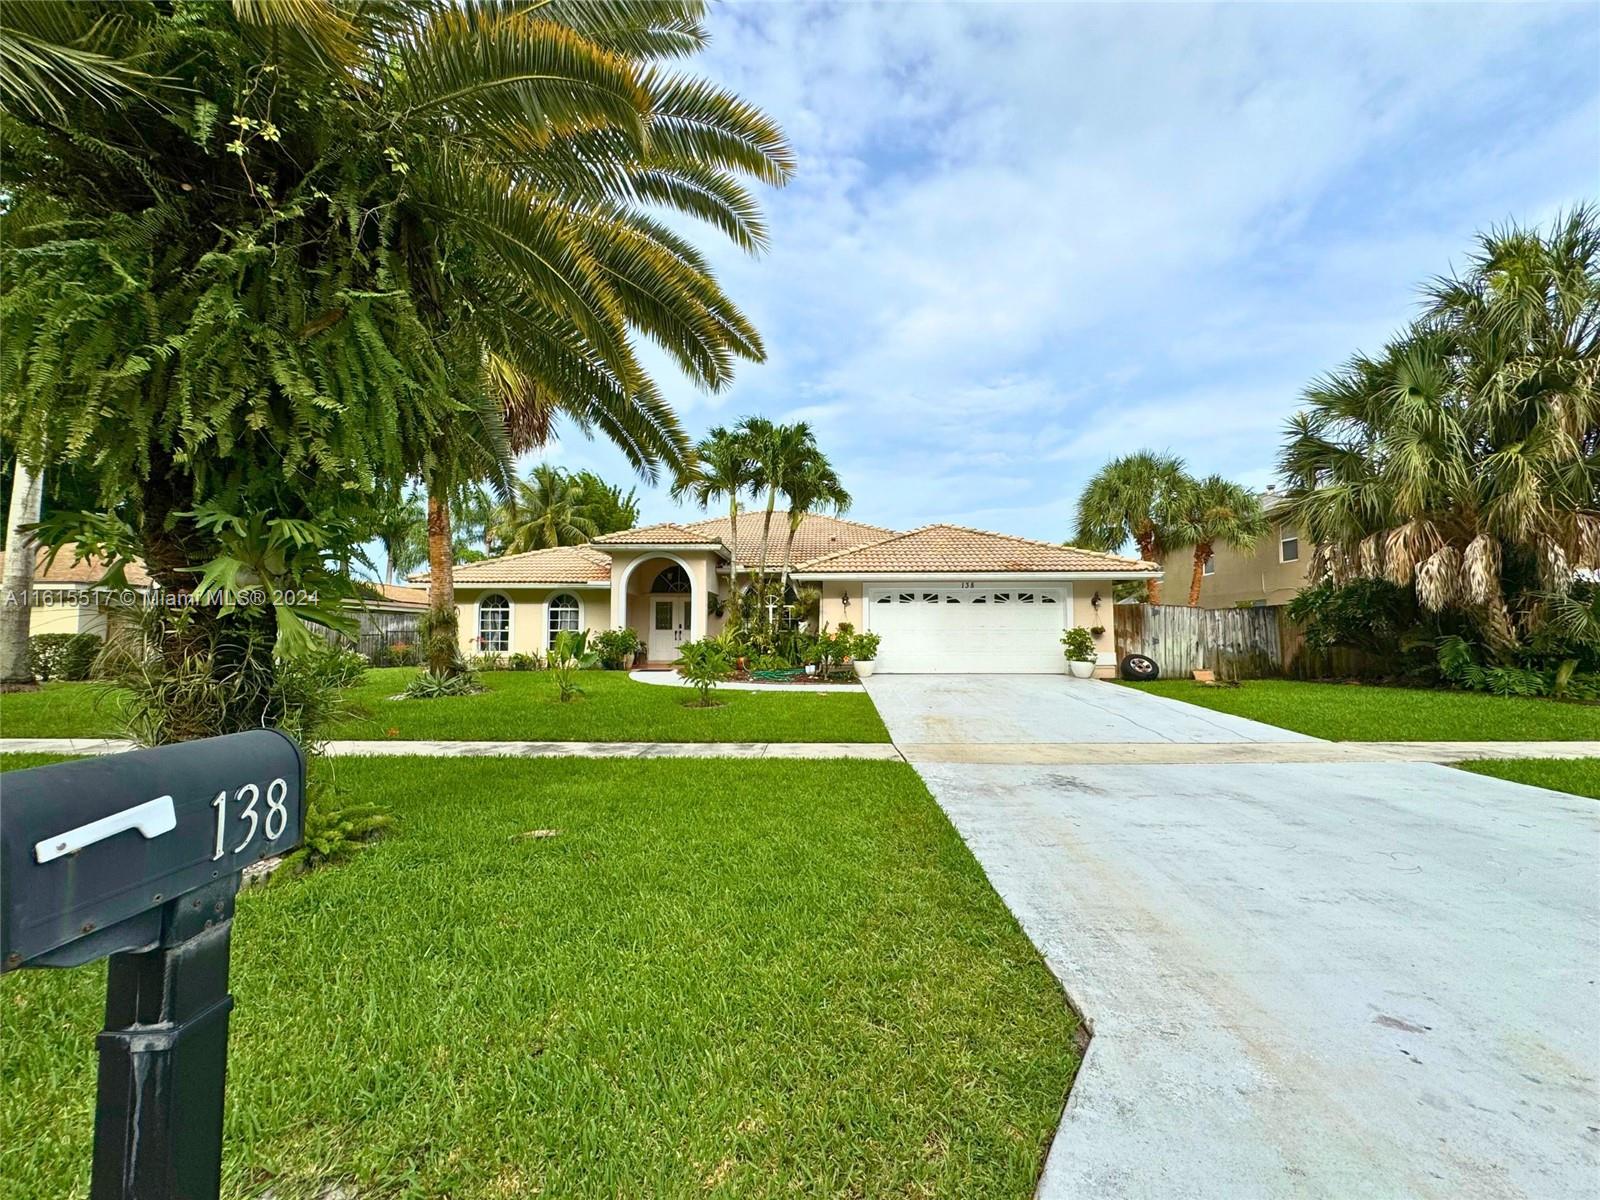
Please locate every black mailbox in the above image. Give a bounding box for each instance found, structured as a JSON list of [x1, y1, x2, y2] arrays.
[[0, 730, 305, 1200]]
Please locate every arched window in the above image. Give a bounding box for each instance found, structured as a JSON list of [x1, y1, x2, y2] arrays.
[[650, 564, 692, 592], [477, 594, 511, 652], [547, 593, 580, 647]]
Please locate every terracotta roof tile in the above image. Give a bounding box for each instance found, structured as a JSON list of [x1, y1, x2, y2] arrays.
[[590, 522, 724, 546], [683, 511, 894, 568], [410, 545, 611, 585], [0, 542, 152, 587], [792, 524, 1159, 575]]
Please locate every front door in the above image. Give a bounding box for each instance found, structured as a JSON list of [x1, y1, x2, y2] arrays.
[[648, 596, 690, 661]]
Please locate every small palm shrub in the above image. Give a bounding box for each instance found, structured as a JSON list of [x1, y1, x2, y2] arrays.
[[277, 786, 394, 876], [508, 652, 540, 671], [402, 669, 484, 699], [675, 637, 733, 706], [549, 630, 599, 702]]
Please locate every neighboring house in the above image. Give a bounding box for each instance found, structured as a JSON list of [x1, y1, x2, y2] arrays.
[[413, 513, 1160, 676], [0, 543, 152, 639], [1160, 489, 1311, 608]]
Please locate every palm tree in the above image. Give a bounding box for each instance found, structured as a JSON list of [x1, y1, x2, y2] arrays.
[[1074, 452, 1190, 603], [738, 418, 818, 602], [672, 426, 759, 611], [779, 451, 851, 598], [489, 465, 600, 553], [1278, 207, 1599, 650], [0, 464, 44, 688], [369, 493, 428, 587], [1170, 475, 1269, 606]]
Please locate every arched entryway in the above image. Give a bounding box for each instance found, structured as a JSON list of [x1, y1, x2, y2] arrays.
[[610, 552, 708, 664]]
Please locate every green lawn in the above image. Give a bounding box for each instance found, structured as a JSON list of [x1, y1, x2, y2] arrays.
[[1456, 757, 1600, 800], [1123, 679, 1600, 741], [0, 681, 127, 739], [0, 668, 891, 743], [0, 755, 1076, 1199]]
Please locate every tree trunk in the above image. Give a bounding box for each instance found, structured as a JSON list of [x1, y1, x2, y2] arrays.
[[425, 487, 458, 675], [1187, 542, 1211, 607], [0, 463, 44, 688], [726, 497, 740, 626], [1136, 529, 1162, 604], [757, 490, 778, 625]]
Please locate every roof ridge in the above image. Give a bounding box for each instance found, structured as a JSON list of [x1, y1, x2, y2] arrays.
[[921, 521, 1150, 566], [792, 524, 920, 569]]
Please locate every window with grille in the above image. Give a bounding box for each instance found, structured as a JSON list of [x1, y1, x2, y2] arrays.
[[547, 593, 580, 646], [478, 594, 510, 652]]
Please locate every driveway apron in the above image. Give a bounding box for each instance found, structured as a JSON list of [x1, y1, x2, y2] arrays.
[[864, 675, 1600, 1199]]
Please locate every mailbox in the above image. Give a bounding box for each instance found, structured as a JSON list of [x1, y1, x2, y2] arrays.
[[0, 730, 305, 1200]]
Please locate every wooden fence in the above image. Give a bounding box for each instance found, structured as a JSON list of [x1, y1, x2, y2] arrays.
[[1113, 604, 1388, 680]]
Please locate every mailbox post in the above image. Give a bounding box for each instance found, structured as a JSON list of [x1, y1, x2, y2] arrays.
[[1, 730, 305, 1200]]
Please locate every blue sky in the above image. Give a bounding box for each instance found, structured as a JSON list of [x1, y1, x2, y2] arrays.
[[531, 1, 1600, 545]]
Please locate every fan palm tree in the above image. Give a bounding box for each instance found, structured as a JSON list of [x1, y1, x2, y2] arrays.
[[738, 418, 818, 600], [489, 465, 600, 553], [779, 451, 851, 598], [1074, 452, 1190, 602], [672, 425, 759, 609], [1170, 476, 1269, 606], [1278, 207, 1599, 650]]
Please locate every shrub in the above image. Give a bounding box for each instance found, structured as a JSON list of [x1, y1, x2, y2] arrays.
[[471, 651, 507, 672], [593, 627, 642, 670], [750, 652, 793, 671], [1287, 579, 1428, 657], [675, 636, 732, 706], [1060, 627, 1096, 662], [508, 652, 540, 671], [312, 643, 369, 690], [277, 784, 393, 876], [549, 630, 598, 702], [851, 631, 881, 662], [373, 640, 421, 668], [402, 669, 483, 699], [28, 632, 102, 682]]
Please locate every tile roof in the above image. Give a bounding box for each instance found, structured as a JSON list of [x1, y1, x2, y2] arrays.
[[411, 544, 611, 585], [683, 511, 895, 568], [356, 583, 430, 608], [0, 542, 152, 587], [792, 524, 1160, 575], [589, 522, 725, 546]]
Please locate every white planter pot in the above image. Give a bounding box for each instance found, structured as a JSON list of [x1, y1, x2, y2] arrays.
[[1066, 659, 1095, 679], [854, 660, 876, 679]]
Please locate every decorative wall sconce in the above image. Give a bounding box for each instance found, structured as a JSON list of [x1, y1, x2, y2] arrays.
[[841, 591, 851, 608], [1091, 590, 1102, 610]]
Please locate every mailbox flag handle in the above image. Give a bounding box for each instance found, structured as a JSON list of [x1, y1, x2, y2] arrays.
[[34, 797, 177, 864]]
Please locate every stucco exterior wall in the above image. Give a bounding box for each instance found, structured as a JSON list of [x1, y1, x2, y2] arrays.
[[814, 580, 865, 632], [1071, 581, 1118, 677], [606, 550, 716, 643], [455, 585, 607, 658], [1160, 521, 1310, 609]]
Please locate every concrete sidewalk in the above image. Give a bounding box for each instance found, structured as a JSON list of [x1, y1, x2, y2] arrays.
[[898, 739, 1600, 765], [0, 737, 904, 760]]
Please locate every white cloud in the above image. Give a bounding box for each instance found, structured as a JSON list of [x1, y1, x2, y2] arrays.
[[541, 0, 1599, 541]]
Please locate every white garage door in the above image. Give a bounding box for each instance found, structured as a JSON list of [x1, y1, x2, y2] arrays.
[[864, 586, 1070, 673]]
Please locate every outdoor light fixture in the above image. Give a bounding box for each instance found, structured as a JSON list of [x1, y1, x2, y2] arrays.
[[1091, 590, 1102, 610], [841, 591, 850, 608]]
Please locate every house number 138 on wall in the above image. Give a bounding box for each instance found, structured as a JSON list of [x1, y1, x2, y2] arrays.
[[212, 779, 290, 859]]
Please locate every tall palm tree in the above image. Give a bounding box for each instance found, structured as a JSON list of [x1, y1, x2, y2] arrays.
[[779, 451, 851, 598], [0, 464, 44, 688], [1074, 451, 1190, 603], [1278, 207, 1599, 650], [489, 465, 600, 553], [1170, 475, 1269, 606], [738, 418, 818, 601], [369, 492, 428, 587], [672, 425, 759, 610]]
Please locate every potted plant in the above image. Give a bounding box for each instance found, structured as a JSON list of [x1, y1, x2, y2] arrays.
[[851, 630, 881, 678], [1061, 627, 1097, 678]]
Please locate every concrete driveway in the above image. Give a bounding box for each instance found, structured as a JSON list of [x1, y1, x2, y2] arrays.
[[864, 675, 1600, 1199]]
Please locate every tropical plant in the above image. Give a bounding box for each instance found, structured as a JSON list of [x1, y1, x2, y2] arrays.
[[508, 652, 540, 671], [27, 632, 101, 682], [277, 789, 394, 876], [1286, 579, 1431, 658], [1074, 452, 1191, 602], [548, 629, 598, 701], [1278, 207, 1600, 656], [573, 471, 641, 535], [0, 464, 43, 686], [779, 448, 852, 595], [594, 627, 643, 670], [738, 417, 820, 597], [851, 630, 882, 663], [402, 669, 484, 700], [1170, 476, 1269, 606], [672, 425, 759, 611], [488, 464, 601, 553], [369, 493, 429, 587], [1061, 627, 1097, 663], [675, 636, 732, 705], [1, 1, 793, 695]]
